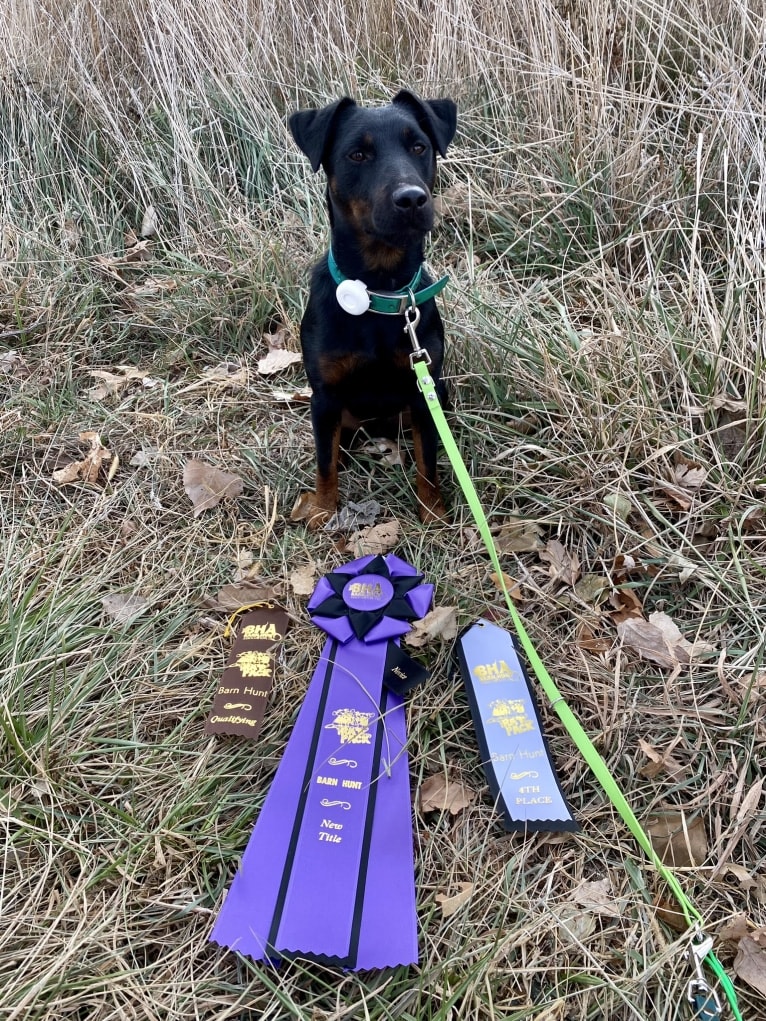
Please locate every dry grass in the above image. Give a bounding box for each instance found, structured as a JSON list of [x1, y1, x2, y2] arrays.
[[2, 0, 765, 1018]]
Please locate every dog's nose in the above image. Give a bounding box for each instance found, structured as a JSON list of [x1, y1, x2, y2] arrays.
[[392, 185, 429, 210]]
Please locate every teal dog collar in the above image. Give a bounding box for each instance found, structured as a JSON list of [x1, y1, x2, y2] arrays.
[[327, 248, 448, 316]]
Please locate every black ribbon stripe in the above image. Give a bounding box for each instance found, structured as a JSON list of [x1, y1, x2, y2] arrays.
[[267, 640, 337, 954]]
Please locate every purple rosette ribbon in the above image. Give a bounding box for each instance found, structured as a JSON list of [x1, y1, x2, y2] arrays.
[[210, 553, 432, 969]]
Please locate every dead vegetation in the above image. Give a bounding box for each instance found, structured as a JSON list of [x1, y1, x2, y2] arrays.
[[2, 0, 765, 1018]]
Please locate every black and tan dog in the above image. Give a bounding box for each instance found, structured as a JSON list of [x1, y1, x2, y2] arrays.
[[288, 91, 457, 527]]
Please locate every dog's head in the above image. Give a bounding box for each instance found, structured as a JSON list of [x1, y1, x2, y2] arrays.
[[289, 92, 457, 247]]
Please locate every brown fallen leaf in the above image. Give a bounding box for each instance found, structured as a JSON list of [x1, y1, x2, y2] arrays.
[[257, 327, 302, 375], [539, 539, 581, 587], [202, 580, 283, 611], [571, 877, 623, 919], [732, 776, 764, 828], [671, 461, 708, 490], [88, 365, 158, 401], [101, 593, 149, 623], [494, 518, 543, 553], [603, 491, 633, 522], [129, 447, 158, 468], [733, 935, 766, 997], [574, 573, 610, 606], [557, 903, 597, 944], [660, 485, 694, 511], [271, 386, 312, 404], [575, 622, 613, 654], [0, 349, 31, 378], [404, 606, 458, 647], [489, 571, 523, 603], [607, 586, 644, 624], [92, 234, 152, 277], [717, 914, 753, 942], [611, 553, 648, 583], [87, 370, 125, 400], [660, 458, 708, 511], [257, 348, 302, 375], [183, 459, 243, 517], [52, 461, 85, 485], [123, 234, 153, 262], [436, 882, 474, 918], [637, 738, 688, 781], [232, 549, 256, 581], [348, 519, 400, 557], [52, 431, 114, 486], [616, 611, 714, 672], [661, 461, 706, 510], [722, 865, 758, 893], [419, 773, 476, 815], [290, 563, 317, 597], [263, 326, 291, 350], [647, 812, 708, 868], [121, 277, 178, 307], [202, 362, 249, 386], [360, 438, 405, 467], [652, 893, 689, 934]]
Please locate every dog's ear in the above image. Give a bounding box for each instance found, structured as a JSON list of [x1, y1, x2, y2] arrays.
[[392, 91, 457, 157], [288, 97, 356, 173]]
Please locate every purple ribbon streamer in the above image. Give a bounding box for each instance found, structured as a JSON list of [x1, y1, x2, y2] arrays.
[[210, 553, 429, 969]]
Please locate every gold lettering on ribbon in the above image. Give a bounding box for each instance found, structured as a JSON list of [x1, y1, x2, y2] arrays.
[[210, 714, 258, 727], [235, 650, 271, 678], [473, 659, 514, 683], [242, 623, 283, 641], [324, 708, 375, 745], [487, 698, 535, 736]]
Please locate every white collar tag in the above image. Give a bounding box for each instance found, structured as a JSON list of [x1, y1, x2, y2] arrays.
[[335, 278, 371, 316]]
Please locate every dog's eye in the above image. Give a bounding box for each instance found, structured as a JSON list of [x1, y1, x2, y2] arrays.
[[348, 150, 367, 163], [411, 142, 427, 155]]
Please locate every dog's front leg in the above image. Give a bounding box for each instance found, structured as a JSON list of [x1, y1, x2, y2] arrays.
[[410, 400, 448, 524], [292, 392, 342, 529]]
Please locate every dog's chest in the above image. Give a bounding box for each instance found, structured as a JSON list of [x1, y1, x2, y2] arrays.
[[336, 348, 415, 415]]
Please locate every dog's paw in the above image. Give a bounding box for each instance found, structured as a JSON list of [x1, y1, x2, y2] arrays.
[[290, 491, 335, 530], [418, 499, 449, 525]]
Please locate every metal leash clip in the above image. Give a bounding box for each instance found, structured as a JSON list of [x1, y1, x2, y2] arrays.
[[687, 930, 722, 1021], [404, 297, 431, 368]]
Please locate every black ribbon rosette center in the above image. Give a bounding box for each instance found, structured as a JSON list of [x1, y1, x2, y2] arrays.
[[312, 555, 424, 639], [308, 554, 432, 695]]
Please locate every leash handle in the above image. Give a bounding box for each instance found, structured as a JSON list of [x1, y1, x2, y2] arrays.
[[412, 357, 742, 1021]]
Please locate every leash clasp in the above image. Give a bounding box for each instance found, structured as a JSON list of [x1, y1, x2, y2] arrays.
[[686, 931, 722, 1020], [404, 297, 431, 368]]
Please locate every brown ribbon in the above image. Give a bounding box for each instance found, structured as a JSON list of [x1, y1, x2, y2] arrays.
[[205, 604, 289, 739]]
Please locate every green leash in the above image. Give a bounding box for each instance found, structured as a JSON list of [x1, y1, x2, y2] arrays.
[[402, 302, 742, 1021]]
